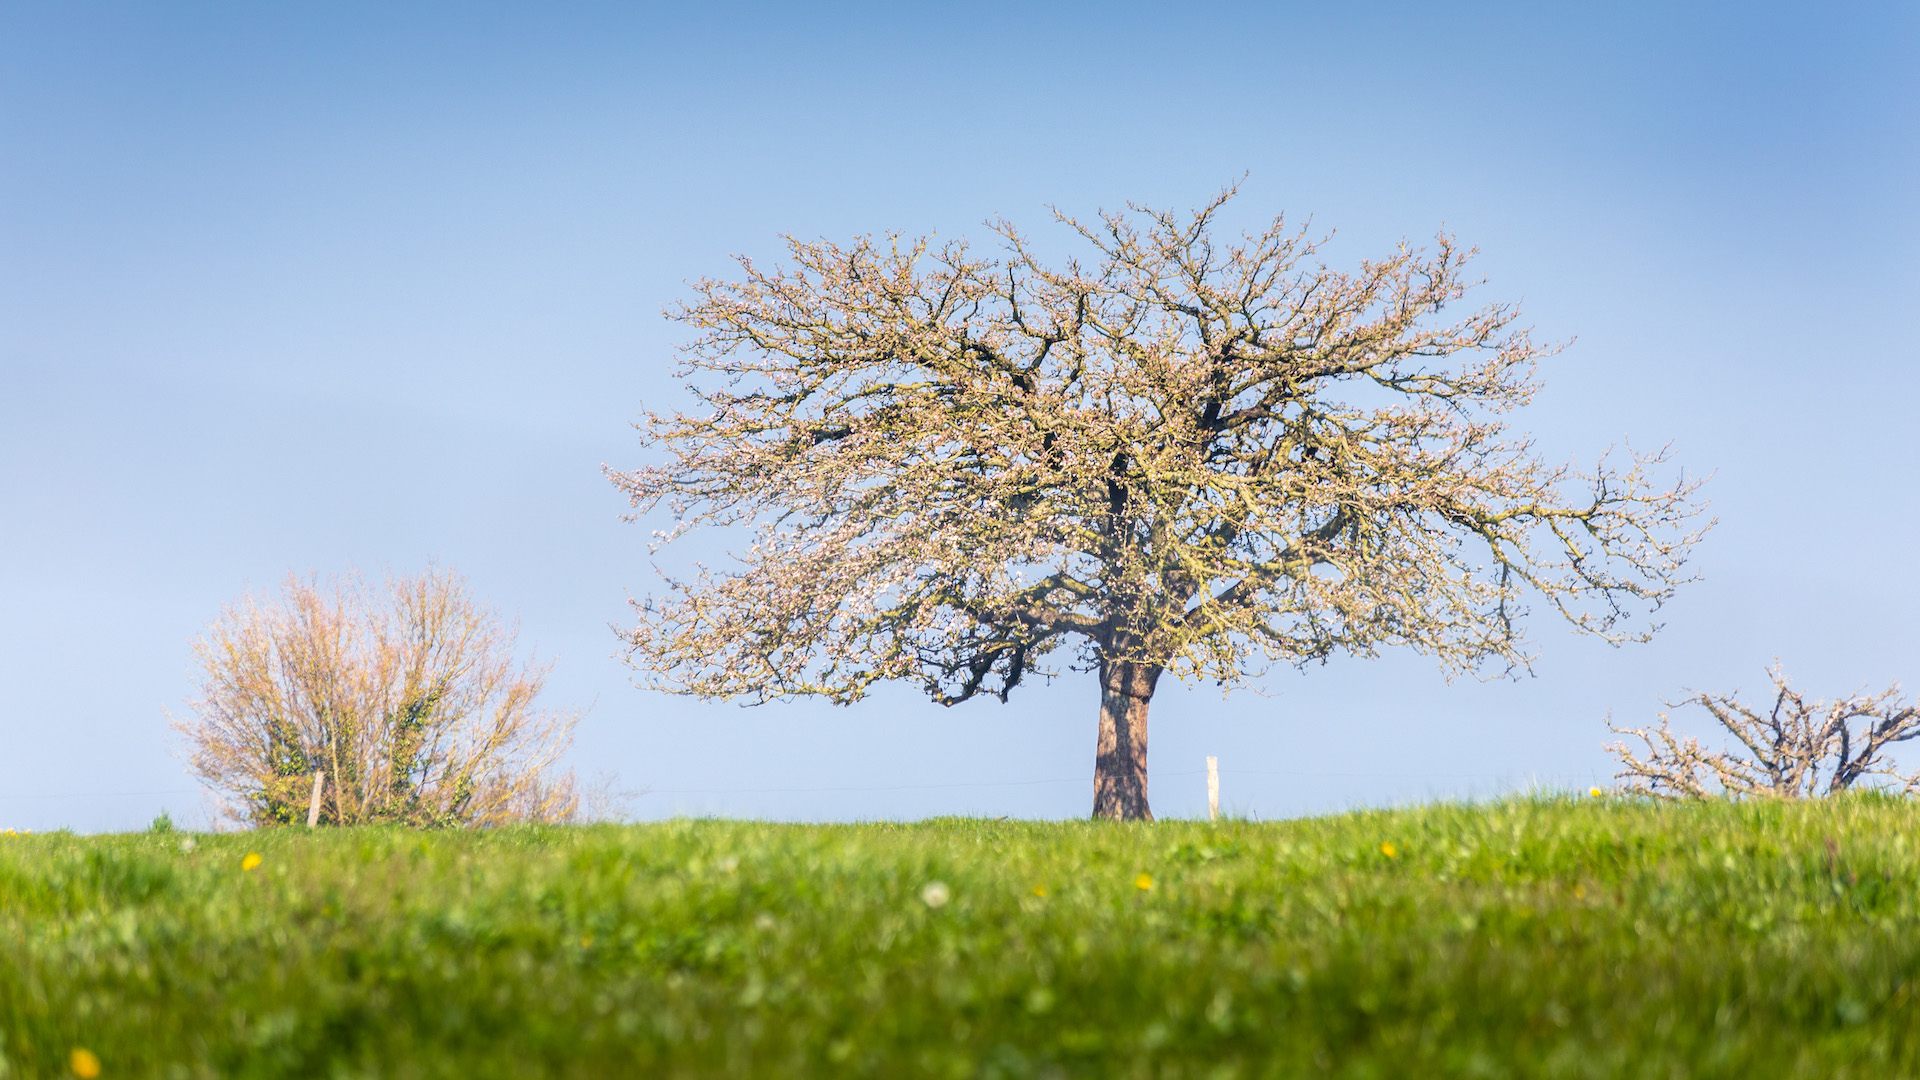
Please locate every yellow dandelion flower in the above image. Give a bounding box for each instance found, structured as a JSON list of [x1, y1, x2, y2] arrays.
[[1380, 842, 1398, 858], [1589, 787, 1604, 798], [71, 1048, 102, 1078], [1134, 872, 1153, 891], [241, 852, 262, 872], [1032, 884, 1048, 898]]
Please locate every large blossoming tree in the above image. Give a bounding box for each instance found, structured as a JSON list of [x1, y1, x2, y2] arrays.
[[612, 189, 1708, 820]]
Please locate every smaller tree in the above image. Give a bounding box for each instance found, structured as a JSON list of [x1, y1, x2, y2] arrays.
[[178, 567, 579, 827], [1607, 665, 1920, 799]]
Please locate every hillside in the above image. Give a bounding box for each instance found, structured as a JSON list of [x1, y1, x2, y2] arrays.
[[4, 798, 1917, 1078]]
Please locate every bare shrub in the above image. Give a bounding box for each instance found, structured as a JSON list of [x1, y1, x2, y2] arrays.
[[177, 567, 579, 827], [1607, 664, 1920, 799]]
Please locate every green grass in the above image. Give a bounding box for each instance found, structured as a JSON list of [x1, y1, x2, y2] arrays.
[[4, 797, 1920, 1079]]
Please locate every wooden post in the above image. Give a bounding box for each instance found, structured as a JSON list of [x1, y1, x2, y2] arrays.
[[306, 770, 325, 828], [1206, 756, 1219, 822]]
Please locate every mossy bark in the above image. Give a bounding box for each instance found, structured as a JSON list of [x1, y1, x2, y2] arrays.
[[1093, 659, 1159, 821]]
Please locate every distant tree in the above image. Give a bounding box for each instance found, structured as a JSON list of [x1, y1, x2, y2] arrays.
[[1608, 665, 1920, 799], [612, 187, 1708, 820], [178, 567, 578, 827]]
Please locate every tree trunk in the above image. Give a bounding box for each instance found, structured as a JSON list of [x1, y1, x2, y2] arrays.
[[1092, 658, 1161, 821]]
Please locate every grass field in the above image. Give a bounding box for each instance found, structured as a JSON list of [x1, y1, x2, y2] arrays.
[[4, 797, 1919, 1079]]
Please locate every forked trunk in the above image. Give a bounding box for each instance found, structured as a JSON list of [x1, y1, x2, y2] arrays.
[[1093, 658, 1161, 821]]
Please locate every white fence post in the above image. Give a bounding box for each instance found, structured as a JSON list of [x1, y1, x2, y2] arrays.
[[1206, 756, 1219, 822], [306, 770, 325, 828]]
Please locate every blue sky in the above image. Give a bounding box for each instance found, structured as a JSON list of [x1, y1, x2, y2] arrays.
[[2, 2, 1915, 830]]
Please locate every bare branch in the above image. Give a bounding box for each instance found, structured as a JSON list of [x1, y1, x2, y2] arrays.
[[1607, 664, 1920, 799]]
